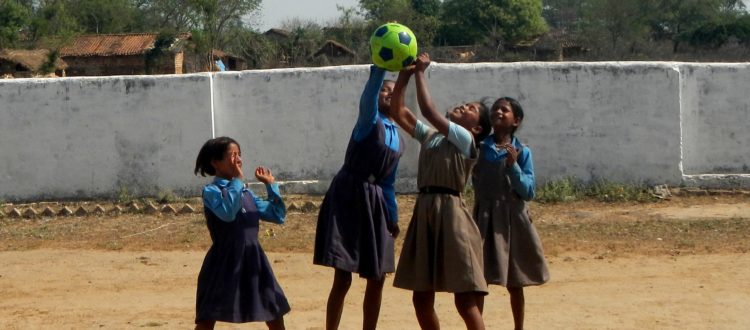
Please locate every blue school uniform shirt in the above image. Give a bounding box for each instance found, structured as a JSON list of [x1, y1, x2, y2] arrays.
[[479, 135, 536, 200], [203, 177, 286, 224], [351, 66, 401, 223]]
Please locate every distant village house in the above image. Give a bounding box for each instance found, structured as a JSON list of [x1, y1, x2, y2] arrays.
[[59, 33, 190, 76], [0, 49, 67, 78], [58, 33, 246, 77]]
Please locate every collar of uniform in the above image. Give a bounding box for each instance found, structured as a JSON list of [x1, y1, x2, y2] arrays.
[[212, 177, 247, 190], [379, 111, 397, 128], [481, 135, 523, 161]]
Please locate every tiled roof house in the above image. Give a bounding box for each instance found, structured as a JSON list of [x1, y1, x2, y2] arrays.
[[60, 33, 190, 76]]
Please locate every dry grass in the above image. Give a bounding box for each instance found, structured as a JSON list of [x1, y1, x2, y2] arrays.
[[1, 194, 749, 259]]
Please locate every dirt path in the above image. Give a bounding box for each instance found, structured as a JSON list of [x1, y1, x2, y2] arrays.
[[1, 250, 748, 329]]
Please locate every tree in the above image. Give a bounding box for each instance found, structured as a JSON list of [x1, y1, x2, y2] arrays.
[[187, 0, 261, 70], [358, 0, 441, 46], [68, 0, 139, 34], [224, 25, 276, 69], [438, 0, 548, 46], [323, 5, 371, 62], [542, 0, 584, 31], [135, 0, 196, 33], [358, 0, 411, 22], [30, 0, 82, 46], [685, 12, 750, 49], [0, 0, 31, 48], [280, 18, 324, 66], [646, 0, 745, 52], [578, 0, 647, 53]]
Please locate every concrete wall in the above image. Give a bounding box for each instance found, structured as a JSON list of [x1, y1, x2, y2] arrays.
[[425, 62, 683, 184], [0, 63, 748, 201], [0, 74, 213, 201], [680, 64, 750, 174], [679, 63, 750, 188]]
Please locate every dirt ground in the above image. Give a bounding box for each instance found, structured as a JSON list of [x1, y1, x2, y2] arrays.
[[1, 194, 749, 329]]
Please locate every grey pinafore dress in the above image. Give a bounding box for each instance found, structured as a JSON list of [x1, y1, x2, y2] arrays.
[[472, 147, 550, 287], [394, 129, 488, 294]]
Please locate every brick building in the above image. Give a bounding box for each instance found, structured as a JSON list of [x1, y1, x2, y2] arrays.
[[60, 33, 190, 76]]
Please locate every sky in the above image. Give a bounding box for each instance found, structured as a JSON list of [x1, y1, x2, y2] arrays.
[[257, 0, 360, 31], [256, 0, 750, 31]]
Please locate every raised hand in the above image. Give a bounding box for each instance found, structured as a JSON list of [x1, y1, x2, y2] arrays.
[[414, 52, 431, 72], [254, 166, 275, 185], [401, 64, 416, 76]]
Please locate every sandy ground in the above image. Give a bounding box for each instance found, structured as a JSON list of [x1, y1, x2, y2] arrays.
[[1, 250, 749, 330]]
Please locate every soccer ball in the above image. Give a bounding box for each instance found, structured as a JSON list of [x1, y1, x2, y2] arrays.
[[370, 23, 418, 72]]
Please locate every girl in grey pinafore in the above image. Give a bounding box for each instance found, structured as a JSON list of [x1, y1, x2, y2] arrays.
[[389, 53, 492, 329], [393, 128, 488, 294], [472, 137, 549, 287], [472, 97, 549, 330]]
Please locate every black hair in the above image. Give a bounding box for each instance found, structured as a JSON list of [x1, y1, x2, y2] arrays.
[[475, 97, 493, 142], [194, 136, 240, 177], [494, 97, 525, 134]]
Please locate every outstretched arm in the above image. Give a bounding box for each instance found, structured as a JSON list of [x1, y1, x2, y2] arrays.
[[390, 68, 417, 137], [353, 65, 386, 141], [414, 53, 450, 137]]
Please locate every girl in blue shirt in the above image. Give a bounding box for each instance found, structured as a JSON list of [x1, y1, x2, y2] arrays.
[[472, 98, 550, 330], [193, 136, 289, 330], [313, 65, 404, 330]]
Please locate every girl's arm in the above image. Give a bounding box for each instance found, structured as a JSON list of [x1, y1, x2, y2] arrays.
[[203, 179, 244, 222], [390, 68, 417, 137], [508, 147, 536, 200], [353, 65, 387, 141], [414, 53, 450, 137], [251, 183, 286, 224], [253, 167, 286, 224]]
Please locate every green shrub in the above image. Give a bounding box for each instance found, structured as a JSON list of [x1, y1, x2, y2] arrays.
[[115, 187, 134, 204], [156, 189, 178, 204], [536, 177, 582, 203], [536, 177, 656, 203]]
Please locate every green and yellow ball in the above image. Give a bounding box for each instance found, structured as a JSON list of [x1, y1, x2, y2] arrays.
[[370, 23, 418, 72]]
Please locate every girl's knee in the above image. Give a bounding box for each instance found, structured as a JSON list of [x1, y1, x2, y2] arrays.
[[454, 292, 480, 311], [266, 316, 285, 330], [366, 275, 385, 286], [507, 287, 524, 296], [333, 270, 353, 289], [412, 291, 435, 308]]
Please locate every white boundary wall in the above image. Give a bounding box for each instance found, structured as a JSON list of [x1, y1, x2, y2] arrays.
[[0, 74, 213, 200], [0, 63, 748, 201], [679, 64, 750, 188]]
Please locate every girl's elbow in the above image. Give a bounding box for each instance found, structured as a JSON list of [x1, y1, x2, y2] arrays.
[[517, 187, 535, 201], [274, 209, 287, 224]]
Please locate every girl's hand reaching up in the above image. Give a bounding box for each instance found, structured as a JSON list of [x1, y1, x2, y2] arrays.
[[255, 167, 275, 185], [414, 52, 431, 72]]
